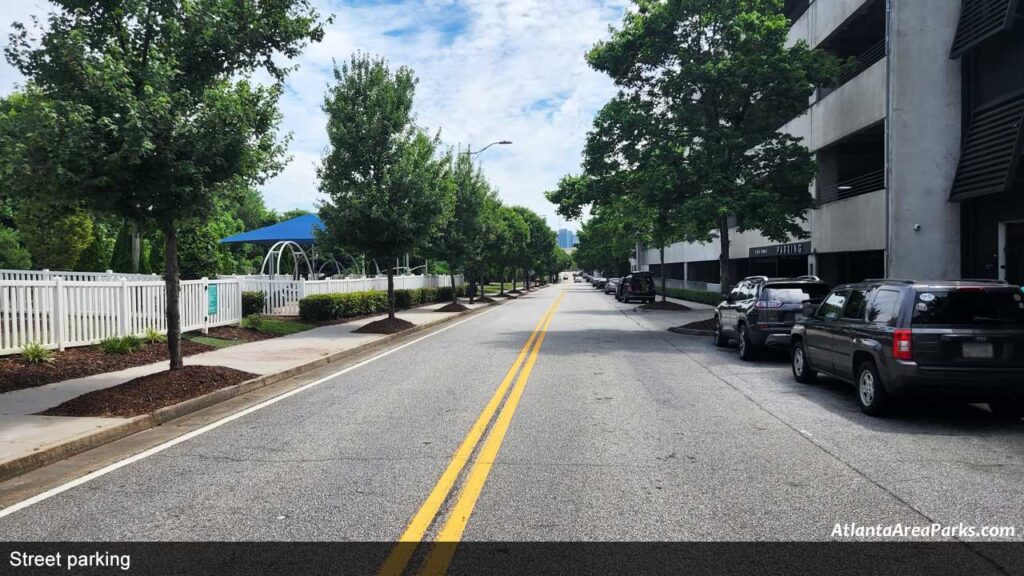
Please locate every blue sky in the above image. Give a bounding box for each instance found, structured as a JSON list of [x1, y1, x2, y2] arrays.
[[0, 0, 628, 231]]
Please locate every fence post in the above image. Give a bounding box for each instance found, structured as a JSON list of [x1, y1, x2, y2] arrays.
[[54, 276, 66, 351], [119, 278, 130, 337], [201, 277, 209, 334], [42, 269, 50, 281]]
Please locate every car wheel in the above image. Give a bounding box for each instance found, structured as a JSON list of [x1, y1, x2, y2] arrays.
[[989, 400, 1024, 419], [713, 317, 728, 347], [791, 341, 816, 383], [856, 361, 890, 416], [737, 324, 758, 361]]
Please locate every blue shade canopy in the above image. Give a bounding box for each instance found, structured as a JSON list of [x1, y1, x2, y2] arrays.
[[219, 214, 324, 246]]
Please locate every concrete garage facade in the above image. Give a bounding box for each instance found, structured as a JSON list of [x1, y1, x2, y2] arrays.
[[641, 0, 1024, 290]]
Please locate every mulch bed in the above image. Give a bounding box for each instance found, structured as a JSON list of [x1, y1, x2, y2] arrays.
[[37, 365, 257, 418], [640, 300, 692, 311], [0, 340, 215, 395], [677, 317, 717, 331], [474, 296, 497, 304], [354, 317, 416, 334], [206, 325, 276, 343], [436, 302, 469, 313]]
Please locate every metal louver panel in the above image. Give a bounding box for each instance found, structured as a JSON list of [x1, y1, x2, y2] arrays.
[[950, 92, 1024, 201], [950, 0, 1019, 59]]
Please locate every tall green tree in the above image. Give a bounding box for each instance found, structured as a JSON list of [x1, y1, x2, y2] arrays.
[[14, 202, 94, 270], [427, 150, 494, 307], [318, 54, 454, 327], [587, 0, 840, 294], [3, 0, 325, 368], [0, 227, 31, 269], [510, 206, 557, 291]]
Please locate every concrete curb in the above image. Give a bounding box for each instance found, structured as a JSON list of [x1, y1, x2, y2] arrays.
[[0, 301, 505, 482]]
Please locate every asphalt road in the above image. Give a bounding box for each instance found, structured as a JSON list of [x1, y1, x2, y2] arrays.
[[1, 283, 1022, 571]]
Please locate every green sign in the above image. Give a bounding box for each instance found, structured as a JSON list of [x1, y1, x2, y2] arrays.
[[208, 284, 218, 316]]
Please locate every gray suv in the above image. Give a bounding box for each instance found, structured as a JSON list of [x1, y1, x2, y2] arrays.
[[790, 279, 1024, 416]]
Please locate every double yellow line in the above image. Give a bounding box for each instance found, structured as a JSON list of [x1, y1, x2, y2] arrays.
[[379, 291, 565, 576]]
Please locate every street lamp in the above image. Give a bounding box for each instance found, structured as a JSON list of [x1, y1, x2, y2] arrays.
[[466, 140, 512, 157]]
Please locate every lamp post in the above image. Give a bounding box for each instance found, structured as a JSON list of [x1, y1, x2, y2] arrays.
[[463, 140, 511, 302]]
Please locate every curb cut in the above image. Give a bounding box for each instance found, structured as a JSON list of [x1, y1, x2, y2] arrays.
[[0, 300, 506, 483]]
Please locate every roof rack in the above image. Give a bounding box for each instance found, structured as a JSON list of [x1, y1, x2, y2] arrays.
[[954, 278, 1009, 284], [743, 275, 770, 282], [794, 275, 821, 281], [863, 278, 916, 284]]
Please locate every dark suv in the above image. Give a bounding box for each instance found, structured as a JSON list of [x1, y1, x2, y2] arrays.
[[714, 276, 831, 360], [616, 272, 656, 304], [790, 279, 1024, 417]]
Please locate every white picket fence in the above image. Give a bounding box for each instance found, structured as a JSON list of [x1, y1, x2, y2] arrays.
[[0, 268, 158, 282], [0, 277, 242, 356], [239, 274, 462, 316]]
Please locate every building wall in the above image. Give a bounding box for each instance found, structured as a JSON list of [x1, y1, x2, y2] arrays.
[[886, 0, 962, 279]]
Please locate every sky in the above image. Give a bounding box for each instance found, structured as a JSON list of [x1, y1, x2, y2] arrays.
[[0, 0, 628, 232]]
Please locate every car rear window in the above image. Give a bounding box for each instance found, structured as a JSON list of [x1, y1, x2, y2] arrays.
[[911, 288, 1024, 326], [762, 284, 831, 304], [632, 276, 654, 291]]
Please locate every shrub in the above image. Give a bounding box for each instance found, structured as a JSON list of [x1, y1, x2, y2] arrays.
[[99, 335, 144, 354], [22, 342, 54, 364], [242, 291, 266, 317], [393, 288, 423, 309], [143, 327, 165, 344], [240, 314, 264, 330], [298, 291, 388, 322], [421, 287, 439, 303], [437, 285, 466, 302]]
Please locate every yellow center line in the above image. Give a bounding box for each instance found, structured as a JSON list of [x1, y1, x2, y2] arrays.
[[377, 292, 565, 576], [419, 292, 564, 575]]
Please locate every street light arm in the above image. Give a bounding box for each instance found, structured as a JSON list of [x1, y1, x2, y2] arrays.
[[468, 140, 512, 156]]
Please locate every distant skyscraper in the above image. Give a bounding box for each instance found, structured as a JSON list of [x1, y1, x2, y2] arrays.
[[557, 228, 578, 250]]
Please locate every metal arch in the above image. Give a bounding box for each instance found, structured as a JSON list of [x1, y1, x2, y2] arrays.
[[260, 241, 313, 279]]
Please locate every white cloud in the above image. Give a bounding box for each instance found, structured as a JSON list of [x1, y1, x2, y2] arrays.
[[1, 0, 627, 231]]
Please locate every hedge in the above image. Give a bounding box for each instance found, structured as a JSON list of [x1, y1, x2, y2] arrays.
[[298, 285, 467, 323], [242, 291, 266, 317], [654, 286, 724, 306]]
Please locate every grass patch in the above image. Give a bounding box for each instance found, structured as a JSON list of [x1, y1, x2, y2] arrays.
[[185, 335, 242, 349], [251, 317, 314, 336]]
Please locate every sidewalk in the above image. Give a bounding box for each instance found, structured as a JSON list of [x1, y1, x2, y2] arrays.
[[0, 300, 491, 472], [628, 295, 716, 333]]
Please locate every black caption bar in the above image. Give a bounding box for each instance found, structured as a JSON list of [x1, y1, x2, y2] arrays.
[[2, 542, 1023, 575]]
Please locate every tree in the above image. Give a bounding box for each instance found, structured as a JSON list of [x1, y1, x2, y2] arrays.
[[318, 54, 454, 330], [510, 206, 557, 290], [427, 150, 494, 309], [488, 206, 528, 294], [0, 226, 31, 269], [14, 202, 94, 270], [587, 0, 840, 294], [4, 1, 325, 368], [572, 207, 635, 278]]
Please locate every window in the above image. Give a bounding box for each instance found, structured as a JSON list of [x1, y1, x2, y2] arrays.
[[818, 292, 848, 321], [867, 289, 902, 325], [762, 284, 832, 304], [842, 290, 868, 320], [911, 288, 1024, 326]]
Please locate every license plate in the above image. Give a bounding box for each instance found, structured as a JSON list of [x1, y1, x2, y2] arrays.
[[962, 342, 994, 359]]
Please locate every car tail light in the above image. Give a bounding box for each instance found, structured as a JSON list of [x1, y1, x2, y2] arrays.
[[754, 300, 784, 309], [893, 329, 913, 361]]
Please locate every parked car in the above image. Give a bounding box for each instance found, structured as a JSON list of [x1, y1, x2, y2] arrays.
[[574, 275, 583, 283], [713, 276, 831, 361], [790, 279, 1024, 417], [604, 278, 621, 294], [616, 272, 657, 304], [593, 277, 608, 289]]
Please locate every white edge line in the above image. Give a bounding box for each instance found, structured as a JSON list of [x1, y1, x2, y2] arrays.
[[0, 303, 507, 519]]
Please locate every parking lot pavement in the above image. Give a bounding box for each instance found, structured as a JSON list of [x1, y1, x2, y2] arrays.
[[597, 286, 1024, 541]]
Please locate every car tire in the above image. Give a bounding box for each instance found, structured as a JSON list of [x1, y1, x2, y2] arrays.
[[737, 324, 758, 361], [791, 341, 816, 383], [856, 360, 890, 416], [713, 317, 729, 347], [988, 400, 1024, 419]]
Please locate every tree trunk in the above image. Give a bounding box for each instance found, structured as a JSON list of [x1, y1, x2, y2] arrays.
[[660, 245, 667, 303], [499, 270, 505, 295], [164, 226, 183, 370], [468, 269, 475, 304], [450, 273, 457, 304], [130, 220, 141, 274], [387, 267, 396, 319], [719, 217, 731, 296]]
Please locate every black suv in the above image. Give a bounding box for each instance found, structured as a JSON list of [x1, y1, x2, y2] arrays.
[[616, 272, 656, 304], [790, 279, 1024, 417], [714, 276, 831, 361]]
